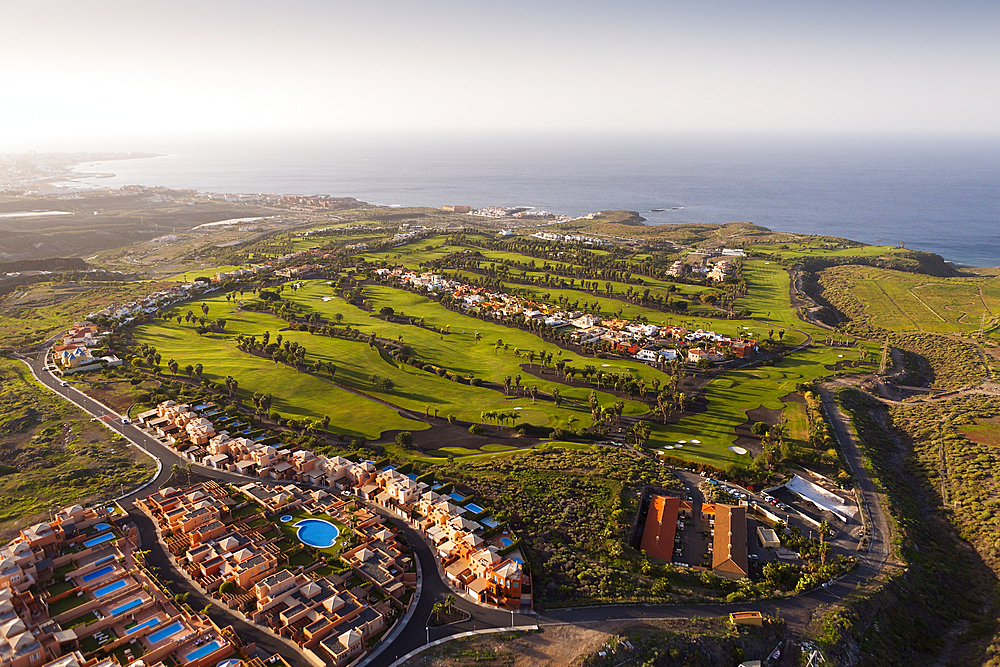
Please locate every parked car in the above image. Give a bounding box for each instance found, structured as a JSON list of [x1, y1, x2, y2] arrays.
[[60, 381, 69, 387]]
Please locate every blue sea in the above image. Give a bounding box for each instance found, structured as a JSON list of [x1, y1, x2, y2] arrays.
[[65, 132, 1000, 267]]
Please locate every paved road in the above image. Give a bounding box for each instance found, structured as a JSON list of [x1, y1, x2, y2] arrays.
[[18, 344, 893, 664]]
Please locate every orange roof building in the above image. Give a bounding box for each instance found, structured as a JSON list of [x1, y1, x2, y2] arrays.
[[712, 504, 749, 580], [641, 495, 679, 561]]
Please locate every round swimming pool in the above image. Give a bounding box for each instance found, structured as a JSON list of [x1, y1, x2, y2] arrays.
[[294, 519, 340, 549], [280, 515, 293, 522]]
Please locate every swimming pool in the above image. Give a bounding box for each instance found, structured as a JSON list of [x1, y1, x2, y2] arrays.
[[92, 579, 128, 597], [83, 533, 117, 549], [110, 598, 144, 616], [464, 503, 484, 514], [216, 660, 241, 667], [93, 523, 111, 532], [294, 519, 340, 549], [80, 565, 114, 583], [280, 515, 293, 522], [126, 617, 161, 635], [147, 620, 184, 644], [449, 492, 466, 503], [184, 639, 226, 662], [499, 538, 514, 548], [92, 555, 116, 566], [480, 517, 499, 528]]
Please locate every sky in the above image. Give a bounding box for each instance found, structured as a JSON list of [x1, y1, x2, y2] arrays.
[[2, 0, 999, 150]]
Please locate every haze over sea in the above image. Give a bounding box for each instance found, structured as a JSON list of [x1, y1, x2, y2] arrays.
[[67, 133, 1000, 267]]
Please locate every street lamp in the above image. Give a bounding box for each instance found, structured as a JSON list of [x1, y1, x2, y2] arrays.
[[510, 609, 515, 629], [425, 625, 429, 645]]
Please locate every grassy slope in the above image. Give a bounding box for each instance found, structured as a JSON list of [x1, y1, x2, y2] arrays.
[[819, 264, 1000, 335], [0, 359, 154, 535]]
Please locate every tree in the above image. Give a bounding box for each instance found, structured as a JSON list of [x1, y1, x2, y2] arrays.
[[184, 364, 194, 377], [395, 431, 414, 449], [168, 359, 179, 375], [551, 388, 563, 406], [379, 306, 395, 317], [444, 594, 455, 615], [219, 580, 237, 595], [432, 602, 444, 624], [750, 421, 769, 437], [194, 363, 203, 378]]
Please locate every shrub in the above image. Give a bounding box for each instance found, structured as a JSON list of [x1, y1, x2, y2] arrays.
[[395, 431, 414, 449], [469, 424, 485, 435]]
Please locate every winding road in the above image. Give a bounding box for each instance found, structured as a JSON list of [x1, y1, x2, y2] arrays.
[[16, 343, 893, 666]]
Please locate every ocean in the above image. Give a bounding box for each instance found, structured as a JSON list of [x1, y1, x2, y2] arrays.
[[63, 132, 1000, 267]]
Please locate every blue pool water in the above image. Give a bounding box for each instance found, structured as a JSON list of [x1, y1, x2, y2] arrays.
[[184, 639, 226, 662], [464, 503, 484, 514], [110, 598, 144, 616], [449, 492, 466, 503], [126, 618, 161, 635], [511, 558, 524, 565], [93, 555, 116, 566], [500, 538, 514, 548], [193, 404, 210, 411], [480, 517, 499, 528], [93, 523, 111, 532], [294, 519, 340, 549], [252, 435, 266, 441], [216, 660, 242, 667], [431, 484, 444, 490], [280, 515, 293, 522], [106, 506, 117, 513], [80, 565, 114, 583], [147, 621, 184, 644], [406, 473, 418, 481], [93, 578, 128, 597], [83, 533, 116, 549]]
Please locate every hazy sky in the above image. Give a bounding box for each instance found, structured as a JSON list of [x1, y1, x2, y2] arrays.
[[3, 0, 999, 150]]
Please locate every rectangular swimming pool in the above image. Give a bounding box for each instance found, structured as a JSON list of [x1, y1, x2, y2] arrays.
[[147, 620, 184, 644], [184, 639, 226, 662], [126, 617, 161, 635], [110, 598, 144, 616], [92, 578, 128, 598], [83, 533, 117, 549], [92, 555, 116, 566], [448, 492, 466, 503], [80, 565, 114, 583], [464, 503, 484, 514], [480, 517, 499, 528]]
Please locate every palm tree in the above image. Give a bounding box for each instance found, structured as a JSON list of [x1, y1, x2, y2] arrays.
[[444, 594, 455, 615]]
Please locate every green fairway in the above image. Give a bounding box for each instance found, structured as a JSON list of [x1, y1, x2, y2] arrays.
[[133, 283, 665, 438], [646, 344, 876, 467], [132, 307, 422, 440], [283, 281, 658, 420], [736, 260, 827, 339]]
